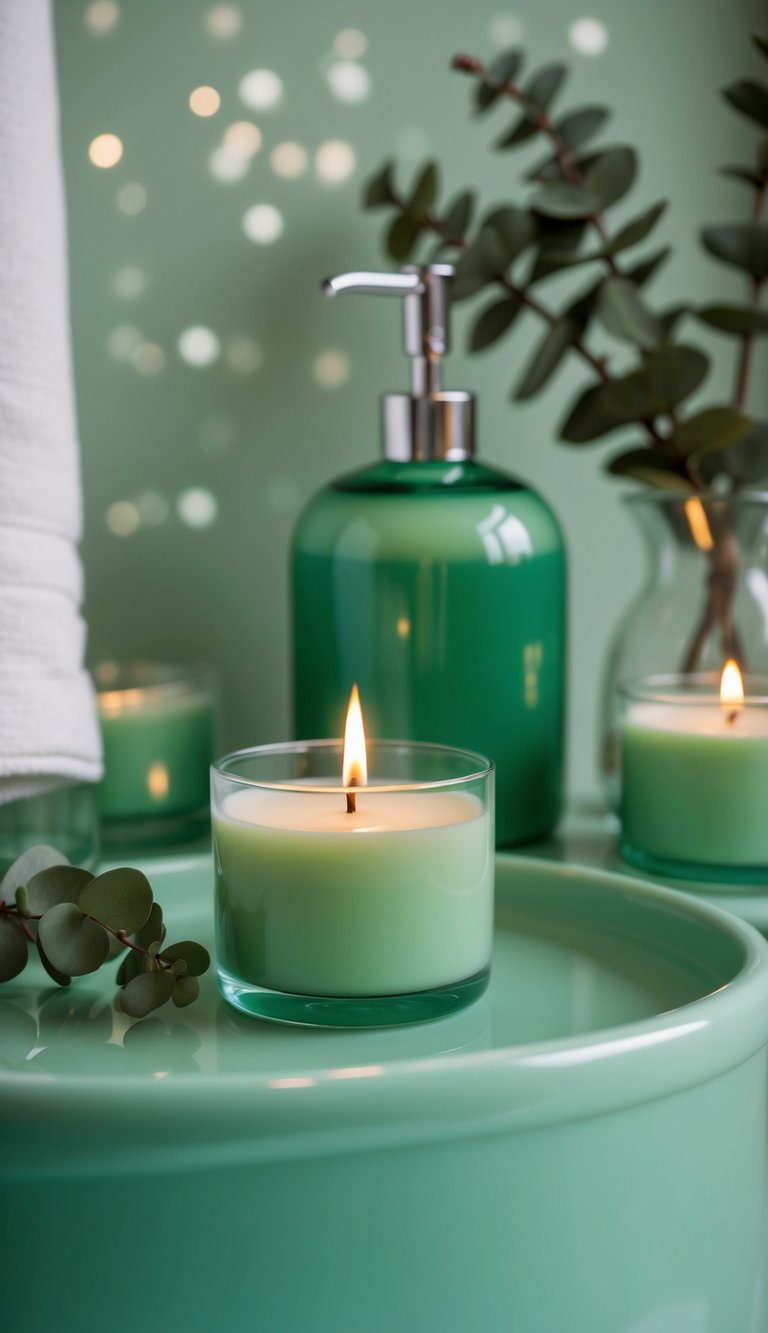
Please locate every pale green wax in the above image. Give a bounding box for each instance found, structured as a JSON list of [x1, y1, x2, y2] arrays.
[[99, 695, 214, 820], [622, 704, 768, 867], [214, 789, 494, 996]]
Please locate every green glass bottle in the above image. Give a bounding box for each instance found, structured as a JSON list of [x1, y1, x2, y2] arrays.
[[292, 266, 566, 847]]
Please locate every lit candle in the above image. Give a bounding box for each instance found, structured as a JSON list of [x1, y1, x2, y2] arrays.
[[621, 661, 768, 882], [212, 686, 495, 1026]]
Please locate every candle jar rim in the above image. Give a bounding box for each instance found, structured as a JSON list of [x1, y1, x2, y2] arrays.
[[93, 660, 216, 712], [212, 739, 494, 795], [620, 671, 768, 707], [622, 490, 768, 509]]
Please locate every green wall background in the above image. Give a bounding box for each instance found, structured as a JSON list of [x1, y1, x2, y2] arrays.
[[54, 0, 765, 794]]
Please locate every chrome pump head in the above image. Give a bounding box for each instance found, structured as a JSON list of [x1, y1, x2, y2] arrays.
[[322, 265, 474, 462]]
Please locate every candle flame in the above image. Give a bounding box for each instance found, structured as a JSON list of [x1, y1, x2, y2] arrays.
[[342, 683, 367, 788], [684, 497, 714, 552], [720, 659, 745, 708]]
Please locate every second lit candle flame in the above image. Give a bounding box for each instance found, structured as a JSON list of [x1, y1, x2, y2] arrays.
[[720, 658, 745, 717]]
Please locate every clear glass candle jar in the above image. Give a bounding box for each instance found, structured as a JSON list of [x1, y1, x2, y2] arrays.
[[94, 662, 217, 850], [620, 673, 768, 885], [212, 740, 494, 1027]]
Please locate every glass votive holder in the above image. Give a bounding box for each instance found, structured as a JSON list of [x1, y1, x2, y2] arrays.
[[620, 672, 768, 885], [212, 740, 494, 1028], [0, 782, 99, 876], [94, 662, 217, 850]]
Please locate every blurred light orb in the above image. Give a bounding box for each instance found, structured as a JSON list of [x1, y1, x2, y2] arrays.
[[178, 326, 221, 367], [199, 416, 234, 454], [239, 69, 283, 111], [333, 28, 367, 59], [88, 133, 124, 168], [326, 62, 371, 104], [209, 145, 250, 183], [189, 85, 221, 117], [116, 181, 146, 215], [314, 139, 356, 185], [177, 488, 219, 528], [107, 324, 142, 361], [243, 203, 284, 243], [312, 349, 350, 388], [226, 337, 264, 373], [132, 342, 166, 376], [135, 490, 170, 527], [488, 14, 524, 46], [569, 17, 609, 54], [262, 475, 300, 515], [224, 120, 262, 156], [85, 1, 120, 34], [270, 141, 308, 179], [112, 265, 146, 300], [106, 501, 140, 537], [206, 4, 242, 38]]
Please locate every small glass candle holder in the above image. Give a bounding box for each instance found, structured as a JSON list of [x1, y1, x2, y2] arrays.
[[94, 662, 217, 850], [0, 782, 99, 876], [212, 740, 494, 1028], [620, 670, 768, 885]]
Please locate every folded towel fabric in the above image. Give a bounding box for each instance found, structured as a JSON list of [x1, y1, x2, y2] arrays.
[[0, 0, 102, 804]]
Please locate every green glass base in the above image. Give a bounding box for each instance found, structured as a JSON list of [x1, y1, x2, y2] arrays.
[[620, 838, 768, 889], [217, 965, 490, 1028]]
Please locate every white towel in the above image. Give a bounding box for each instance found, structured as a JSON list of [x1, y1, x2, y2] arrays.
[[0, 0, 102, 804]]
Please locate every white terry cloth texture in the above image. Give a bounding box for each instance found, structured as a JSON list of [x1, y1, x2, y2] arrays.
[[0, 0, 102, 805]]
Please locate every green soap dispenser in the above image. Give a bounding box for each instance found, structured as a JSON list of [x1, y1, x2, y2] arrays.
[[291, 265, 566, 846]]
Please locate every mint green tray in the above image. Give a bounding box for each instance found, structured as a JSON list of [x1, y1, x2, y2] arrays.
[[3, 856, 768, 1333]]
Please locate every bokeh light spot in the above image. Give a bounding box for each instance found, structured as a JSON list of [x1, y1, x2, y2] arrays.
[[270, 141, 308, 178], [135, 490, 170, 527], [243, 203, 283, 243], [106, 501, 140, 536], [84, 1, 120, 34], [326, 62, 370, 104], [116, 181, 146, 215], [312, 349, 350, 388], [239, 69, 283, 111], [209, 145, 250, 183], [189, 85, 221, 117], [107, 324, 142, 361], [314, 139, 356, 185], [88, 133, 124, 168], [206, 4, 242, 38], [226, 337, 264, 373], [569, 17, 609, 54], [177, 488, 219, 528], [112, 266, 146, 300], [488, 14, 524, 46], [224, 120, 262, 156], [132, 343, 166, 376], [333, 28, 367, 59], [178, 326, 221, 367]]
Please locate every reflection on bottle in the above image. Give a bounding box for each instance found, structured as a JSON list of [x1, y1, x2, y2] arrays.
[[476, 505, 534, 566], [524, 642, 543, 710]]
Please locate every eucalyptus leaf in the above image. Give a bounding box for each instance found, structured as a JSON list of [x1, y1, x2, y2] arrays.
[[120, 969, 176, 1019], [714, 420, 768, 484], [560, 382, 624, 443], [476, 49, 522, 111], [720, 164, 766, 188], [723, 79, 768, 130], [172, 976, 201, 1009], [407, 162, 438, 220], [451, 229, 506, 299], [609, 202, 667, 256], [605, 448, 693, 491], [483, 206, 537, 264], [531, 182, 602, 219], [530, 219, 588, 281], [600, 344, 709, 420], [363, 161, 395, 208], [0, 845, 67, 905], [37, 904, 110, 977], [159, 940, 211, 978], [524, 63, 567, 113], [470, 297, 524, 350], [672, 406, 752, 458], [495, 114, 539, 150], [626, 247, 671, 288], [753, 34, 768, 62], [696, 304, 768, 334], [386, 214, 420, 264], [584, 147, 637, 210], [596, 277, 664, 348], [79, 867, 153, 934], [442, 191, 475, 239], [116, 949, 144, 986], [133, 901, 164, 951], [17, 865, 94, 918], [701, 224, 768, 281], [36, 937, 70, 988], [514, 318, 576, 400], [0, 917, 28, 982], [555, 105, 610, 153]]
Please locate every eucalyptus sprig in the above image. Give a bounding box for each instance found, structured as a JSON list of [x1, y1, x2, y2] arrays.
[[363, 34, 768, 492], [0, 845, 210, 1019]]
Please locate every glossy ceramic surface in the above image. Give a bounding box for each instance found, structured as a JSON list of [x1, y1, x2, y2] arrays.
[[4, 855, 768, 1332]]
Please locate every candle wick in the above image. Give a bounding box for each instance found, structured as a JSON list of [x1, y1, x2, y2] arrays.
[[726, 709, 740, 726], [346, 787, 357, 815]]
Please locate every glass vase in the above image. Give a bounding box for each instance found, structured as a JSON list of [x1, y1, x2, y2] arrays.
[[600, 493, 768, 802]]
